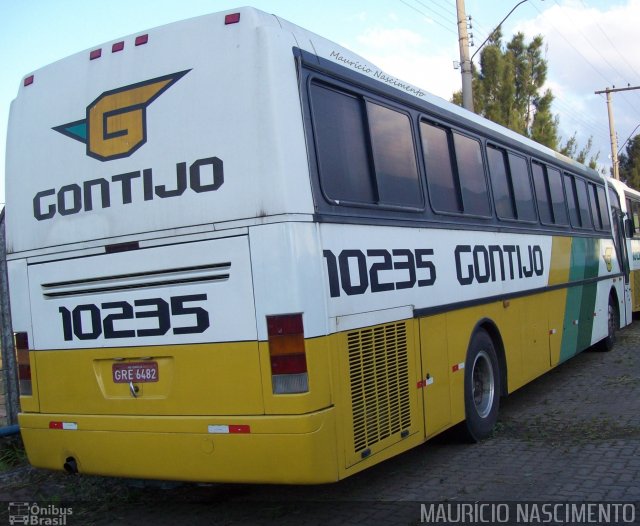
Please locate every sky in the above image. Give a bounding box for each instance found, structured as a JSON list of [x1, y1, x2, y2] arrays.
[[2, 0, 640, 206]]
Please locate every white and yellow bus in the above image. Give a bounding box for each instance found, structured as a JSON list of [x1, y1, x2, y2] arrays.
[[609, 178, 640, 313], [5, 7, 630, 484]]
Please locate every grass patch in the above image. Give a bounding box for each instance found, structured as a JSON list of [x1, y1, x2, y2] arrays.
[[0, 435, 27, 472]]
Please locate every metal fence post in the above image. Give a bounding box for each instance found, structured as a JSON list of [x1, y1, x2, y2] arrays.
[[0, 209, 19, 425]]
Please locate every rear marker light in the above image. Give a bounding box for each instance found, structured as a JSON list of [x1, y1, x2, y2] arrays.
[[225, 13, 241, 25], [112, 41, 125, 53], [49, 422, 78, 430], [267, 314, 308, 394], [207, 424, 250, 434], [24, 75, 34, 87], [90, 49, 102, 60], [135, 34, 149, 46], [14, 332, 32, 396]]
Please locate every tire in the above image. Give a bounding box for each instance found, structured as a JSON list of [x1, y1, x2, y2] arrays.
[[463, 329, 501, 442], [598, 296, 618, 352]]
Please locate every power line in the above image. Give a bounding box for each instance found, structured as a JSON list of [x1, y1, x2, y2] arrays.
[[397, 0, 458, 35], [551, 0, 629, 86], [415, 0, 456, 21], [578, 0, 640, 83], [529, 2, 610, 86], [618, 123, 640, 156], [533, 2, 640, 119]]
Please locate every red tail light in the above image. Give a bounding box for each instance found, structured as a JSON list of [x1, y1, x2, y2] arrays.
[[14, 332, 32, 396], [225, 13, 241, 25], [267, 314, 308, 394]]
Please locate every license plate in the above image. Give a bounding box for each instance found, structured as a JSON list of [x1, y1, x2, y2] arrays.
[[112, 362, 159, 383]]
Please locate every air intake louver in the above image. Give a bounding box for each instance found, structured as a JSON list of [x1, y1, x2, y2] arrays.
[[348, 322, 411, 456]]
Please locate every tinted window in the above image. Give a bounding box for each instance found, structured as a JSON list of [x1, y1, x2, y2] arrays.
[[565, 174, 581, 227], [589, 184, 602, 229], [453, 133, 491, 216], [532, 162, 552, 224], [311, 83, 374, 204], [630, 199, 640, 231], [488, 146, 535, 222], [509, 153, 536, 221], [596, 186, 610, 231], [548, 167, 568, 225], [488, 146, 514, 219], [310, 82, 423, 209], [367, 102, 422, 207], [575, 178, 593, 229], [421, 122, 461, 213]]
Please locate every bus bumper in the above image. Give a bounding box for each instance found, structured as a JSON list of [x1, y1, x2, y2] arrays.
[[18, 407, 338, 484]]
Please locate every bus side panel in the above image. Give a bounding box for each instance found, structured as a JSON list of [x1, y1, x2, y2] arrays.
[[559, 237, 602, 362], [334, 319, 422, 470], [419, 314, 452, 438]]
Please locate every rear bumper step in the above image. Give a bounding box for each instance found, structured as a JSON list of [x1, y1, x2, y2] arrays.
[[19, 408, 338, 484]]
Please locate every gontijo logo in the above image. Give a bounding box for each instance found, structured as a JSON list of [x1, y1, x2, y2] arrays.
[[53, 70, 190, 161]]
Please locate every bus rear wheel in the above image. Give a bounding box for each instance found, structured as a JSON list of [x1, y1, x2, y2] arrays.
[[598, 296, 618, 352], [463, 329, 501, 442]]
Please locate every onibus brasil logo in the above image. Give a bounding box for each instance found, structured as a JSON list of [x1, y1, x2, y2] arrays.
[[53, 70, 190, 162]]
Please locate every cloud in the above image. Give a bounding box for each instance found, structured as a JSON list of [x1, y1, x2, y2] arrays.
[[515, 0, 640, 163], [349, 26, 461, 100]]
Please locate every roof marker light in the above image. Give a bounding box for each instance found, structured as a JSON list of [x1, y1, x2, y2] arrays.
[[112, 41, 125, 53], [225, 13, 241, 25], [135, 34, 149, 46], [90, 49, 102, 60], [24, 75, 34, 87]]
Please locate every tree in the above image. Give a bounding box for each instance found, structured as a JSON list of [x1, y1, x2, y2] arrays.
[[619, 135, 640, 190], [453, 30, 558, 149], [452, 30, 598, 167], [559, 134, 600, 171]]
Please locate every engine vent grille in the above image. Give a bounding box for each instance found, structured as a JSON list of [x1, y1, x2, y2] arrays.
[[347, 322, 411, 454]]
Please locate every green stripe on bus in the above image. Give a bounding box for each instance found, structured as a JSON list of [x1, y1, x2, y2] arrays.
[[559, 238, 600, 362]]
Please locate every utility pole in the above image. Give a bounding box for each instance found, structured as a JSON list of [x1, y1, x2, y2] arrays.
[[456, 0, 474, 112], [595, 85, 640, 180]]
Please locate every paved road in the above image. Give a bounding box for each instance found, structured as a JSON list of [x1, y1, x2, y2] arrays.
[[2, 321, 639, 525]]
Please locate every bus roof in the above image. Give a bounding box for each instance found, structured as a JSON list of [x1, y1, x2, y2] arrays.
[[6, 6, 601, 255]]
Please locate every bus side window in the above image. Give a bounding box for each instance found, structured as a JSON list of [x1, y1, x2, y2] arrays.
[[589, 183, 603, 230], [632, 200, 640, 236], [452, 132, 491, 217], [420, 122, 462, 213], [590, 184, 610, 231], [366, 102, 422, 208], [310, 82, 375, 205], [488, 145, 537, 222], [532, 162, 553, 224], [547, 167, 568, 225], [487, 145, 515, 219], [508, 153, 536, 221], [575, 177, 593, 229], [564, 174, 582, 228], [596, 186, 610, 231]]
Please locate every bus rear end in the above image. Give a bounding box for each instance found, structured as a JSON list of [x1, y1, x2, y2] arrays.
[[6, 8, 338, 483]]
